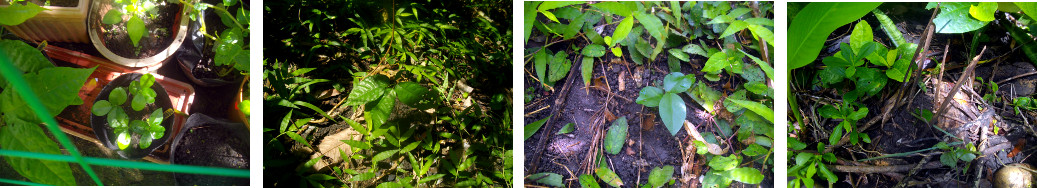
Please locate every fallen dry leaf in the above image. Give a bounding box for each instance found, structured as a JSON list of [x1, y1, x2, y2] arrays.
[[618, 71, 627, 91], [642, 113, 656, 131]]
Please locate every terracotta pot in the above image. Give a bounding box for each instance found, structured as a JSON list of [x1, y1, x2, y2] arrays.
[[0, 0, 91, 43], [86, 0, 189, 68]]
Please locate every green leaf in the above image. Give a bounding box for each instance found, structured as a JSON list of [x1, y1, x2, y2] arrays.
[[818, 163, 837, 184], [746, 24, 774, 45], [683, 44, 708, 57], [708, 155, 738, 171], [214, 28, 248, 70], [928, 2, 989, 33], [728, 167, 764, 184], [853, 67, 887, 97], [582, 57, 594, 88], [139, 132, 153, 149], [579, 174, 600, 188], [0, 2, 46, 26], [131, 93, 147, 111], [395, 82, 430, 108], [540, 10, 559, 23], [669, 49, 690, 62], [969, 2, 998, 22], [688, 82, 722, 113], [720, 20, 749, 39], [660, 93, 687, 136], [610, 16, 634, 46], [604, 117, 628, 155], [590, 2, 636, 16], [418, 174, 445, 183], [634, 11, 665, 42], [539, 1, 583, 11], [92, 100, 113, 116], [788, 2, 882, 70], [610, 47, 622, 57], [662, 72, 693, 92], [349, 172, 376, 181], [0, 119, 77, 185], [596, 166, 624, 187], [702, 51, 729, 73], [286, 131, 311, 148], [556, 123, 575, 135], [636, 86, 665, 107], [344, 74, 389, 106], [523, 2, 541, 44], [648, 165, 674, 187], [548, 51, 572, 83], [371, 149, 399, 164], [0, 67, 96, 123], [535, 49, 549, 85], [582, 44, 608, 57], [727, 98, 773, 122], [529, 172, 564, 187], [524, 115, 552, 140], [102, 10, 123, 25], [109, 87, 127, 106], [0, 40, 54, 85], [849, 21, 873, 52], [127, 16, 145, 47], [341, 140, 372, 150]]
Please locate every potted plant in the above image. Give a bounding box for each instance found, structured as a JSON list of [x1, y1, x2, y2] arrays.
[[175, 0, 249, 87], [171, 113, 249, 185], [90, 73, 175, 159], [1, 0, 91, 43], [86, 0, 189, 67]]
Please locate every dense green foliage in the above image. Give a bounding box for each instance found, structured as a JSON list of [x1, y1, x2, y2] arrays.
[[91, 74, 167, 150], [525, 1, 772, 187], [264, 0, 511, 187]]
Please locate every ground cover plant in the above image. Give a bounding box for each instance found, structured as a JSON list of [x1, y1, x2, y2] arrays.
[[788, 2, 1037, 187], [523, 1, 773, 187], [263, 0, 512, 187]]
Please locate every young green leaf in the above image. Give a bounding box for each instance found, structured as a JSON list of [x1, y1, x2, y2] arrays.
[[702, 51, 729, 73], [662, 72, 693, 92], [582, 57, 594, 89], [344, 74, 389, 106], [547, 51, 571, 83], [647, 165, 674, 187], [610, 16, 634, 47], [788, 2, 881, 70], [849, 21, 873, 52], [127, 16, 146, 47], [579, 174, 600, 188], [109, 87, 128, 106], [728, 167, 764, 184], [92, 100, 113, 116], [524, 115, 552, 140], [969, 2, 998, 22], [604, 117, 628, 155], [582, 44, 607, 57], [659, 93, 687, 136], [636, 86, 665, 107], [102, 11, 124, 25], [596, 166, 624, 187], [668, 49, 690, 62], [556, 123, 575, 135], [726, 98, 774, 122], [0, 3, 46, 26], [927, 2, 989, 33], [529, 172, 564, 187]]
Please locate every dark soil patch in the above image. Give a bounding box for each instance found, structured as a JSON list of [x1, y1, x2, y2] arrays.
[[97, 2, 180, 59], [171, 114, 249, 186], [525, 13, 773, 188]]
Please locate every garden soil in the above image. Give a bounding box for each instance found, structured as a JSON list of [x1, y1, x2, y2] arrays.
[[524, 37, 773, 187], [100, 2, 180, 59]]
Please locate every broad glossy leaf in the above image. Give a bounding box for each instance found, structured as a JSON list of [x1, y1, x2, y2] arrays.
[[727, 98, 774, 122], [582, 44, 607, 57], [849, 21, 873, 52], [596, 166, 624, 187], [788, 2, 882, 70], [0, 40, 55, 86], [604, 117, 628, 155], [660, 93, 687, 136], [707, 155, 738, 171], [538, 1, 582, 11], [928, 2, 988, 33], [662, 72, 693, 92], [117, 130, 131, 150], [702, 50, 729, 73], [636, 86, 665, 107], [0, 3, 46, 25], [215, 28, 247, 70], [728, 167, 764, 184], [529, 172, 563, 187], [102, 10, 123, 25], [669, 48, 690, 62], [648, 165, 674, 187], [0, 119, 77, 185], [590, 2, 636, 16], [0, 67, 95, 123], [92, 100, 113, 116], [969, 2, 997, 22], [746, 24, 774, 45], [634, 11, 665, 41], [853, 67, 887, 97], [720, 20, 748, 39], [395, 82, 429, 108], [139, 132, 153, 149], [610, 16, 634, 46], [127, 16, 145, 47], [109, 87, 127, 106], [524, 115, 552, 140], [523, 2, 540, 44], [344, 74, 389, 106]]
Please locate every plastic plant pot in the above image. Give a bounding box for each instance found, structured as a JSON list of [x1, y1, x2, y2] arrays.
[[90, 73, 175, 159], [86, 0, 189, 68], [171, 113, 249, 186], [0, 0, 91, 43], [174, 0, 247, 87]]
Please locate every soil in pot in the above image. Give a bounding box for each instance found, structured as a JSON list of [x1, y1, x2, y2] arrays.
[[171, 113, 249, 186], [96, 1, 180, 59], [91, 73, 175, 159], [175, 0, 247, 86]]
